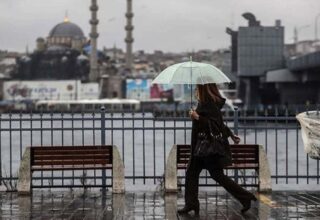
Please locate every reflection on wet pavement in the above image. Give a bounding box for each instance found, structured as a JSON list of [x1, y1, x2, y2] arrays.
[[1, 190, 320, 219]]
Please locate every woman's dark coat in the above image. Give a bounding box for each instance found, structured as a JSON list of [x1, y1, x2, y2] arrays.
[[191, 98, 233, 167]]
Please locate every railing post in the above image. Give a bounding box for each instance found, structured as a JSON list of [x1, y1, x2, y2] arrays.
[[101, 106, 106, 193], [234, 107, 239, 183], [234, 107, 239, 135]]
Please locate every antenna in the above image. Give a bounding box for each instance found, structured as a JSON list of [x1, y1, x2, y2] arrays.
[[231, 12, 235, 29]]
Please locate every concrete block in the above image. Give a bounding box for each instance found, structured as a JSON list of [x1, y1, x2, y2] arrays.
[[112, 145, 125, 194], [165, 145, 178, 193], [259, 145, 272, 193], [17, 147, 31, 195]]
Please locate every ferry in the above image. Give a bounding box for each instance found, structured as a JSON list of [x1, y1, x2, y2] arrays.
[[35, 99, 141, 112]]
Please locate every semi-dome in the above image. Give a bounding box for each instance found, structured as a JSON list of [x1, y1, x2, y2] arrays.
[[49, 21, 85, 38]]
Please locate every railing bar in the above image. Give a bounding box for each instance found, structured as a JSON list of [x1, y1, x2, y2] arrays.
[[19, 111, 22, 160], [243, 109, 247, 144], [142, 111, 146, 184], [111, 112, 114, 146], [81, 111, 85, 187], [0, 125, 302, 132], [184, 109, 187, 144], [81, 112, 84, 146], [40, 110, 43, 187], [296, 108, 299, 184], [317, 106, 320, 184], [153, 110, 156, 184], [92, 112, 96, 146], [9, 112, 12, 178], [61, 111, 64, 187], [285, 109, 288, 184], [275, 108, 278, 184], [307, 155, 309, 184], [71, 110, 75, 187], [121, 113, 125, 172], [0, 113, 2, 185], [100, 107, 106, 190], [4, 174, 320, 181], [93, 112, 96, 185], [254, 108, 257, 144], [163, 119, 166, 178], [50, 110, 54, 186], [0, 115, 299, 122], [132, 111, 135, 184]]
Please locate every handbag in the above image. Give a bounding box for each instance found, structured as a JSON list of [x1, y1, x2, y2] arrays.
[[194, 120, 227, 157]]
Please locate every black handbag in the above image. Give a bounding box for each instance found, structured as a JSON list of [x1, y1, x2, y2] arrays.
[[194, 120, 227, 157]]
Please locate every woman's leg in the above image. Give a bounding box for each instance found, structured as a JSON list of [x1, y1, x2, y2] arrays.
[[184, 157, 203, 207], [207, 167, 255, 202]]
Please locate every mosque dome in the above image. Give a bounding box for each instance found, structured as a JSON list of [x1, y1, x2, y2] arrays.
[[49, 21, 85, 38], [47, 18, 86, 49]]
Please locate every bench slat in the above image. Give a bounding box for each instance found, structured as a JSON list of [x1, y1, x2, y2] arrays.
[[32, 164, 112, 171], [33, 155, 110, 160], [33, 159, 111, 166], [232, 159, 258, 164], [31, 146, 111, 150], [33, 150, 111, 155], [232, 153, 258, 158]]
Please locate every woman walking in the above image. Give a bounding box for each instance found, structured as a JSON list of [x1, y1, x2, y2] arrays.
[[178, 83, 257, 216]]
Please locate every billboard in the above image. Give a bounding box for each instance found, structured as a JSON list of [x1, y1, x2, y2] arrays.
[[80, 83, 99, 100], [3, 80, 82, 101], [126, 79, 152, 100]]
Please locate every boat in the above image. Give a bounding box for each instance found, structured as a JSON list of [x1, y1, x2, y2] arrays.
[[35, 98, 141, 112]]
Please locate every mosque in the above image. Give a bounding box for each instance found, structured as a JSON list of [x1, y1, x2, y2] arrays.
[[14, 16, 92, 81], [14, 0, 134, 83], [3, 0, 134, 105]]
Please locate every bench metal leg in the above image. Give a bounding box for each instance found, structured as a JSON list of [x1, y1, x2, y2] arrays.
[[112, 145, 125, 193], [258, 145, 272, 193], [17, 147, 31, 195], [165, 145, 178, 193]]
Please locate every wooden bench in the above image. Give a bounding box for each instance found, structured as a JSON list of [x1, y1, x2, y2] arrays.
[[165, 144, 271, 193], [17, 145, 125, 195]]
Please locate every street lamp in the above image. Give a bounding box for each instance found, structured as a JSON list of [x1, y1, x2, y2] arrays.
[[315, 13, 320, 41]]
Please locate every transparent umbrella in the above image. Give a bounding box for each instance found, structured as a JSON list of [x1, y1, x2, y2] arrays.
[[152, 58, 231, 106]]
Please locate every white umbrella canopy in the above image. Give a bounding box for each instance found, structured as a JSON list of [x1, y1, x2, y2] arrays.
[[152, 61, 231, 85]]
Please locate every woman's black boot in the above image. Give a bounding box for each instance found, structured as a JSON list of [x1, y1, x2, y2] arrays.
[[241, 195, 257, 213], [177, 204, 200, 215]]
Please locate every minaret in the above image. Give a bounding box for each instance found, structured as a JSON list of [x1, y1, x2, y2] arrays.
[[125, 0, 134, 72], [89, 0, 99, 81]]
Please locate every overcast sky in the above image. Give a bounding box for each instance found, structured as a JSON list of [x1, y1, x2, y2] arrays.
[[0, 0, 319, 53]]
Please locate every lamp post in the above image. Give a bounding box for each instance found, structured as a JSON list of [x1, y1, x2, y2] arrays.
[[315, 13, 320, 41]]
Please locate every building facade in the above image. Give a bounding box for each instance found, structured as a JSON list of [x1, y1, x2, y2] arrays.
[[236, 13, 284, 105]]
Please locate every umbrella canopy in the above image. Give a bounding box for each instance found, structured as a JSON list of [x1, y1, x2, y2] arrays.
[[152, 61, 231, 85]]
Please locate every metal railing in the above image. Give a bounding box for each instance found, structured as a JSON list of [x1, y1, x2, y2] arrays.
[[0, 107, 319, 190]]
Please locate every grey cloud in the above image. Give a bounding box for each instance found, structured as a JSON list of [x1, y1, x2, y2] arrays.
[[0, 0, 319, 52]]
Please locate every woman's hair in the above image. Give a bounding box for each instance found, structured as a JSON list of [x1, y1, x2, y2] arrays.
[[196, 83, 223, 103]]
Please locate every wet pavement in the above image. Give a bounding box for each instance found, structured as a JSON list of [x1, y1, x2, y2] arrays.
[[1, 189, 320, 219]]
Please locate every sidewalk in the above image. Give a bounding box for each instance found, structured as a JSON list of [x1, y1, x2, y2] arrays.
[[1, 189, 320, 219]]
